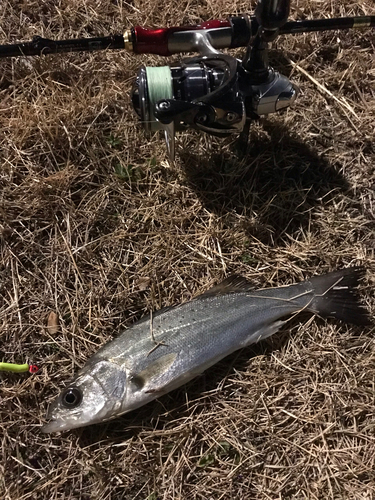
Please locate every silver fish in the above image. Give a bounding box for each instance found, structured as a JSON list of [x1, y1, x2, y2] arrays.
[[42, 267, 370, 433]]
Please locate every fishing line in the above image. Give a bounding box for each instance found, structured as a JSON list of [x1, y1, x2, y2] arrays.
[[145, 66, 173, 131]]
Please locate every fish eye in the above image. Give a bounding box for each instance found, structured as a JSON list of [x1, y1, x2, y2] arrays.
[[61, 387, 82, 408]]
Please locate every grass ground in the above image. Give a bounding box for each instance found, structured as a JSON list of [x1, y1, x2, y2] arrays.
[[0, 0, 374, 498]]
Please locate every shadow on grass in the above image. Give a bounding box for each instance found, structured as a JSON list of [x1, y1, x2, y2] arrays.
[[180, 122, 350, 245]]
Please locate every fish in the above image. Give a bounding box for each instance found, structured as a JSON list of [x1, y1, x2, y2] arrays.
[[42, 267, 371, 433]]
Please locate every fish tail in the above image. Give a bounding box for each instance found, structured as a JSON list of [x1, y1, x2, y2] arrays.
[[308, 267, 371, 326]]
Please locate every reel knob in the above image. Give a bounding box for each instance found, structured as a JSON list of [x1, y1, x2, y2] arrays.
[[255, 0, 290, 31]]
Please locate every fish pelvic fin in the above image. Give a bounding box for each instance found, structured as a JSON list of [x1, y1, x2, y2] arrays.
[[308, 267, 371, 326], [243, 320, 287, 347]]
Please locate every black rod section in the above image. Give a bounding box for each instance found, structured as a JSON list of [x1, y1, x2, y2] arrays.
[[0, 34, 125, 58], [280, 16, 375, 35]]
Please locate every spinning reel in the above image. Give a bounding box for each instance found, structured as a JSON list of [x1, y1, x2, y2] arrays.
[[1, 0, 374, 159], [131, 3, 298, 159]]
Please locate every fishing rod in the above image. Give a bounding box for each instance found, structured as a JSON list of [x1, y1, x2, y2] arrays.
[[2, 15, 373, 58], [1, 0, 374, 159]]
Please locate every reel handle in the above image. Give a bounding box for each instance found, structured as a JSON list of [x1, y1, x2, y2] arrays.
[[242, 0, 291, 79], [256, 0, 291, 32]]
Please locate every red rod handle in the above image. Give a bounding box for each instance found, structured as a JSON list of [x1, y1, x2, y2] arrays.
[[132, 19, 231, 56]]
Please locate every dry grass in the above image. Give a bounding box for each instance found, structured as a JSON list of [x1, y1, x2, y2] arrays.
[[0, 0, 374, 498]]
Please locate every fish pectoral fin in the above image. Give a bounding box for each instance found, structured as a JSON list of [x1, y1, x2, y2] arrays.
[[130, 352, 177, 392], [242, 320, 286, 347], [129, 374, 165, 394], [144, 387, 164, 394]]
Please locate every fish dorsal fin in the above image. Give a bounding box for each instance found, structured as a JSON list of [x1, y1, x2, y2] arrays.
[[199, 275, 255, 298]]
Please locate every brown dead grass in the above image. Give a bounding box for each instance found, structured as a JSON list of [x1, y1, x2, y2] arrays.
[[0, 0, 374, 499]]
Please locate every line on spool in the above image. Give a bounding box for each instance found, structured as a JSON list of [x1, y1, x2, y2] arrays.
[[145, 66, 173, 132]]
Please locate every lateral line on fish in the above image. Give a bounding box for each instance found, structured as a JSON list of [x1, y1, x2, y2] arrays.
[[245, 290, 312, 302], [152, 315, 213, 336]]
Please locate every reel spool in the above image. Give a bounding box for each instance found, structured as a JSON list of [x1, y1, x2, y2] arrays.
[[132, 66, 175, 158]]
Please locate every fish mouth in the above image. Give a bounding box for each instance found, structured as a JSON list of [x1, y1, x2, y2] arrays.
[[41, 416, 88, 433], [41, 419, 67, 433], [43, 401, 87, 433], [42, 410, 109, 433], [41, 417, 82, 433]]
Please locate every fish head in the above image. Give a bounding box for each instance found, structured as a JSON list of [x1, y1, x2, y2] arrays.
[[42, 358, 127, 433]]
